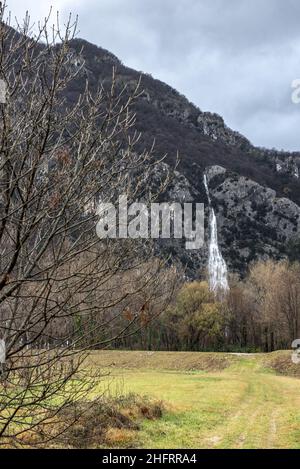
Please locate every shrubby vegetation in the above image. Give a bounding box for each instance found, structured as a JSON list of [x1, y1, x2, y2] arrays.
[[116, 260, 300, 353]]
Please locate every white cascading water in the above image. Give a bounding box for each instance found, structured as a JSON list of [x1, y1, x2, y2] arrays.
[[203, 174, 229, 293]]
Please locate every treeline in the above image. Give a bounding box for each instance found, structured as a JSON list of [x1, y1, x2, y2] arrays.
[[114, 260, 300, 353]]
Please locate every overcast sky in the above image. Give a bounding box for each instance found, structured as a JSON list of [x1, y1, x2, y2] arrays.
[[6, 0, 300, 151]]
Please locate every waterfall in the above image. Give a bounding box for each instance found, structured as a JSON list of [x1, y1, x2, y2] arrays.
[[203, 174, 229, 293]]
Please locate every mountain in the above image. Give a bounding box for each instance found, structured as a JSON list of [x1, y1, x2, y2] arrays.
[[61, 38, 300, 278], [65, 38, 300, 196], [5, 28, 300, 278]]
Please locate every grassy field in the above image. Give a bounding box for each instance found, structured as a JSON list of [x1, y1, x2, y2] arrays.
[[88, 350, 300, 449]]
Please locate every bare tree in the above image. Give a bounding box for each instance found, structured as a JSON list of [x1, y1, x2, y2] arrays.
[[244, 260, 300, 351], [0, 5, 178, 446]]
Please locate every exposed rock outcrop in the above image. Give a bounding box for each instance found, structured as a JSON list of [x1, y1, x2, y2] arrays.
[[5, 27, 300, 278], [206, 166, 300, 274]]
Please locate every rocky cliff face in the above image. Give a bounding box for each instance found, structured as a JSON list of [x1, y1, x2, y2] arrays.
[[148, 162, 300, 278], [206, 166, 300, 274], [60, 38, 300, 278], [5, 28, 300, 278]]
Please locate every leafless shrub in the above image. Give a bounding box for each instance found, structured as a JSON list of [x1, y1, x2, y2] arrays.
[[0, 4, 179, 445]]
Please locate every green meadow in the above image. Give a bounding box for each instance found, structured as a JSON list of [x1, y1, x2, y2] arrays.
[[90, 350, 300, 449]]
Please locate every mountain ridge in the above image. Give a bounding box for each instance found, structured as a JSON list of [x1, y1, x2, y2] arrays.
[[60, 36, 300, 275], [3, 26, 300, 276], [65, 37, 300, 203]]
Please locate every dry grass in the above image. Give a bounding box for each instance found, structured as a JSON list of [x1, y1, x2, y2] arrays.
[[90, 351, 300, 449], [263, 350, 300, 378], [87, 350, 234, 372], [18, 395, 164, 449], [7, 350, 300, 449]]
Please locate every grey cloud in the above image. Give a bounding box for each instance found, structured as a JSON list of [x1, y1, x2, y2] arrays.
[[8, 0, 300, 150]]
